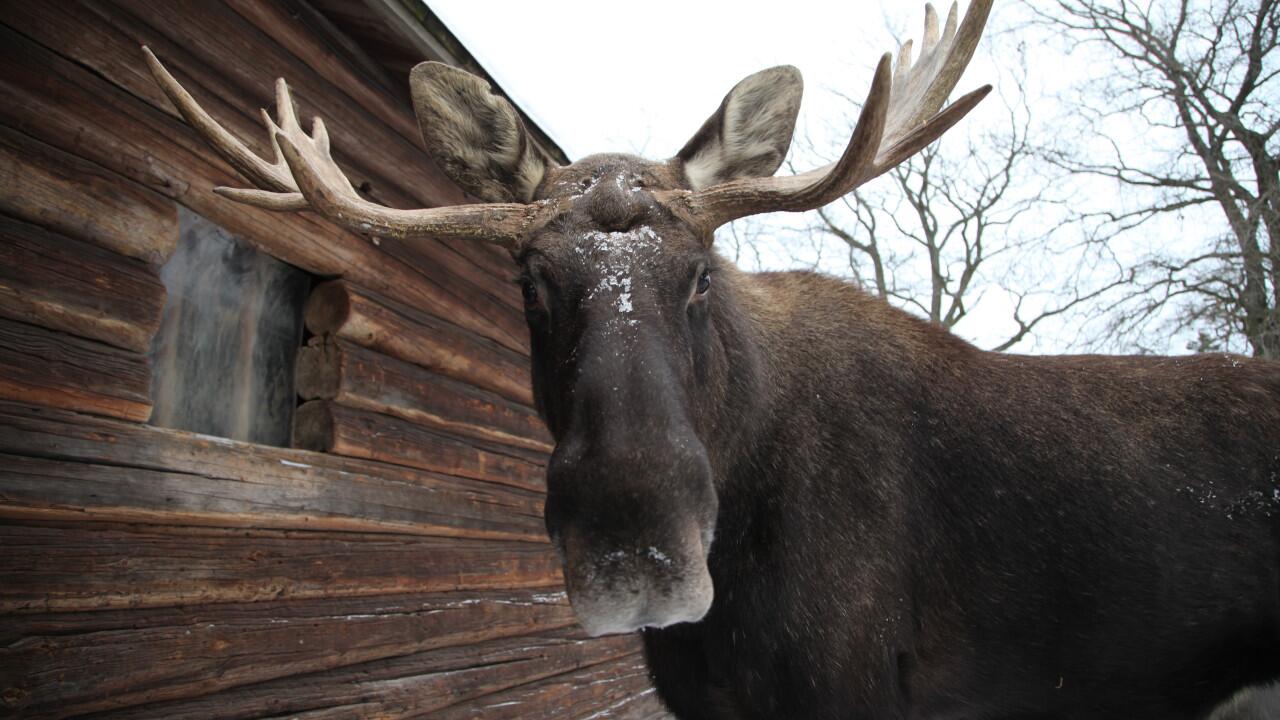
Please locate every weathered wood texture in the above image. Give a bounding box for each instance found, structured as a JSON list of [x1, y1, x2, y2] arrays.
[[305, 279, 535, 405], [0, 521, 561, 614], [0, 319, 151, 422], [71, 630, 645, 719], [0, 125, 177, 266], [428, 655, 662, 720], [0, 214, 166, 353], [0, 590, 578, 718], [0, 1, 667, 716], [0, 5, 527, 354], [294, 401, 546, 492], [0, 402, 545, 542], [296, 334, 552, 452]]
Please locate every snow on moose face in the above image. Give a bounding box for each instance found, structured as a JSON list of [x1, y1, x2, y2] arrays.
[[521, 154, 720, 636]]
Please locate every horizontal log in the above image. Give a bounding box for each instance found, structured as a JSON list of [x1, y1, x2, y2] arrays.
[[306, 280, 534, 406], [0, 124, 177, 266], [0, 402, 546, 542], [92, 630, 640, 720], [0, 214, 166, 352], [0, 521, 561, 614], [294, 401, 546, 493], [0, 318, 151, 422], [296, 335, 552, 453], [0, 589, 576, 719], [220, 0, 528, 285], [109, 0, 528, 337], [429, 654, 658, 720], [0, 24, 526, 353]]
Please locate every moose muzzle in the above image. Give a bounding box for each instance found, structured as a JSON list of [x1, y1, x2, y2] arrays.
[[544, 432, 718, 636]]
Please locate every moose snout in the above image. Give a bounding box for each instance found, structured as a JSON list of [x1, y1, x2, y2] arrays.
[[544, 435, 719, 636], [559, 523, 714, 636]]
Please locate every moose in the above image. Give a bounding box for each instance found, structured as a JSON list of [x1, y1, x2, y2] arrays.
[[144, 0, 1280, 716]]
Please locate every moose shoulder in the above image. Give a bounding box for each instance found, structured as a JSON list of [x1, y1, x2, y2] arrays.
[[145, 0, 1280, 716]]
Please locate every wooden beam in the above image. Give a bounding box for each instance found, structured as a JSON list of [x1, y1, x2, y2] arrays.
[[0, 590, 577, 718], [0, 214, 166, 353], [0, 521, 562, 614], [0, 402, 547, 542], [428, 654, 659, 720], [305, 280, 535, 406], [108, 0, 528, 335], [294, 401, 546, 493], [0, 318, 151, 422], [0, 124, 177, 265], [220, 0, 530, 283], [296, 335, 552, 453], [80, 630, 642, 720], [0, 24, 527, 353]]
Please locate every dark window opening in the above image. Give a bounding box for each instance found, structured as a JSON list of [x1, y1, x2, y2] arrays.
[[149, 207, 311, 446]]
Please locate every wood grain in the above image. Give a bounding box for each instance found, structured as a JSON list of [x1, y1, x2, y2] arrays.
[[0, 590, 577, 718], [0, 124, 177, 265], [82, 630, 643, 720], [305, 279, 534, 405], [296, 334, 551, 452], [0, 214, 166, 352], [0, 521, 562, 614], [0, 402, 546, 542], [294, 401, 546, 492], [0, 0, 529, 351], [428, 654, 660, 720], [0, 318, 151, 422], [0, 24, 525, 354]]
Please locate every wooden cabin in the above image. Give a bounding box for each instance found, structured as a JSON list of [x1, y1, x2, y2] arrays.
[[0, 1, 669, 716]]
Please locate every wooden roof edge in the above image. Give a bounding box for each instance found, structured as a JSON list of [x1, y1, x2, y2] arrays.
[[363, 0, 572, 166]]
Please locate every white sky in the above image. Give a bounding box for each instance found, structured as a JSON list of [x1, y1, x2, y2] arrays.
[[426, 1, 1209, 355], [430, 0, 951, 158]]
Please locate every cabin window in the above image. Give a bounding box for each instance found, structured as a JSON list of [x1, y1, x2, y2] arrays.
[[148, 207, 310, 446]]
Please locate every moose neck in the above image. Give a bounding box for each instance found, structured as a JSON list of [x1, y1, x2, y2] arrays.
[[701, 258, 976, 550]]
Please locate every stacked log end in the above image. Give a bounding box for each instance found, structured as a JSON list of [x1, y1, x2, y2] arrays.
[[0, 1, 668, 717]]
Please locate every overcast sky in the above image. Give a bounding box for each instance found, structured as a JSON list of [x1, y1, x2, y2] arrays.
[[424, 1, 1205, 355], [429, 0, 976, 159]]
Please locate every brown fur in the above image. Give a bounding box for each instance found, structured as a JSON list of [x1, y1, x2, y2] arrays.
[[410, 62, 549, 202], [412, 62, 1280, 718], [676, 66, 803, 190]]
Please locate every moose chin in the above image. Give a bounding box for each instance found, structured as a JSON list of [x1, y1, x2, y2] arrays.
[[145, 0, 1280, 715]]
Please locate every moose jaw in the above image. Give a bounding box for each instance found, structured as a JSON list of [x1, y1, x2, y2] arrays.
[[143, 0, 1280, 717]]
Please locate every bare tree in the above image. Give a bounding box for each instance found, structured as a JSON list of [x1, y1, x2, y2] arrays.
[[784, 47, 1124, 352], [1029, 0, 1280, 358]]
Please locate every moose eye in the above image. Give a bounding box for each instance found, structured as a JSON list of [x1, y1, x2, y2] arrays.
[[696, 269, 711, 295], [520, 277, 539, 306]]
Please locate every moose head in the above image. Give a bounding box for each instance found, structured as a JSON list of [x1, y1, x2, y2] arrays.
[[144, 0, 991, 636]]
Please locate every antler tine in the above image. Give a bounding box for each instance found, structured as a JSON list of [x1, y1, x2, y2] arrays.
[[143, 47, 299, 201], [272, 130, 549, 247], [675, 0, 993, 231], [895, 40, 915, 87], [142, 47, 556, 250], [921, 4, 941, 57], [885, 1, 975, 150]]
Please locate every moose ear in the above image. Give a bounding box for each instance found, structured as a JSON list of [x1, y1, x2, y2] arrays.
[[675, 66, 803, 190], [410, 62, 551, 203]]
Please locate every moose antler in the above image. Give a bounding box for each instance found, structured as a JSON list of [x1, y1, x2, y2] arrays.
[[141, 48, 560, 250], [667, 0, 994, 230]]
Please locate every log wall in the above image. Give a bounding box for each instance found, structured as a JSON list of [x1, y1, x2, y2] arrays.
[[0, 1, 667, 717]]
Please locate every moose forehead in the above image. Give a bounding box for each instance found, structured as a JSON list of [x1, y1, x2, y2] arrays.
[[537, 153, 687, 202], [525, 154, 705, 269]]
